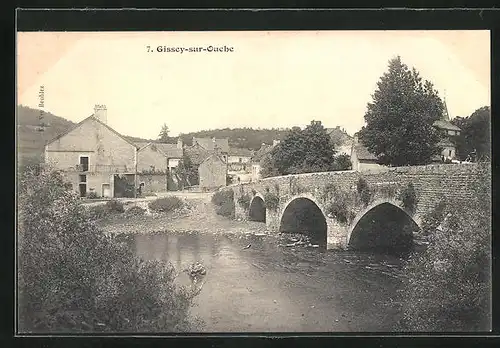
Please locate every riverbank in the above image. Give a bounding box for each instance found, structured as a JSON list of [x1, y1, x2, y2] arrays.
[[97, 192, 269, 237]]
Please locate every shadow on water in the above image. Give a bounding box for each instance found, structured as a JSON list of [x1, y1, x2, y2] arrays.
[[348, 202, 419, 259]]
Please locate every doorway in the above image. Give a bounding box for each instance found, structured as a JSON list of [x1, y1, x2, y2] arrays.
[[79, 183, 87, 197], [102, 183, 111, 198]]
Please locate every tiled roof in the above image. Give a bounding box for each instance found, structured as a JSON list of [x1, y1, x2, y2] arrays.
[[193, 137, 229, 153], [353, 143, 378, 161], [156, 143, 183, 158], [185, 144, 212, 166], [433, 119, 461, 131], [251, 144, 273, 162], [229, 147, 254, 157]]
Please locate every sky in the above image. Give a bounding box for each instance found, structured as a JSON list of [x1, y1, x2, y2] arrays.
[[17, 31, 490, 139]]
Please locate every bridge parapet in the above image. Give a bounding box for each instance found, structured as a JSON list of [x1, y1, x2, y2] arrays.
[[224, 163, 490, 250]]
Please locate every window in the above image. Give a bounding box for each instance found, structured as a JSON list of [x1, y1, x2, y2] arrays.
[[239, 158, 242, 163], [79, 156, 89, 172], [449, 150, 452, 156], [79, 175, 87, 183]]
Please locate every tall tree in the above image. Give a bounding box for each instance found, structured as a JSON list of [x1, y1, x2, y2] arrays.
[[158, 123, 170, 143], [358, 56, 444, 166], [262, 121, 337, 176], [451, 106, 491, 161]]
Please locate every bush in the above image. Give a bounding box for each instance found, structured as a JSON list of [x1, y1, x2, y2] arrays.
[[356, 177, 372, 206], [148, 196, 184, 213], [105, 199, 124, 213], [126, 206, 146, 216], [398, 182, 417, 214], [211, 190, 234, 206], [18, 166, 200, 333], [237, 193, 251, 210], [211, 190, 235, 218], [215, 201, 235, 218], [86, 191, 99, 199], [263, 191, 279, 211], [87, 205, 108, 220], [398, 165, 491, 331]]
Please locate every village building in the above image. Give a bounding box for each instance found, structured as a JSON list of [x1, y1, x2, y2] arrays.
[[44, 105, 183, 198], [227, 147, 254, 183], [192, 137, 229, 162], [198, 154, 228, 191], [250, 140, 280, 181], [326, 126, 353, 156], [432, 100, 461, 161], [350, 133, 387, 172]]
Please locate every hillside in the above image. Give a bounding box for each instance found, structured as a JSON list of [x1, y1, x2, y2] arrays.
[[17, 106, 352, 166], [178, 128, 292, 150], [17, 105, 77, 165]]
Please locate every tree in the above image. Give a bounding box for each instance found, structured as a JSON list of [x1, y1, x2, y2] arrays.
[[176, 154, 199, 187], [358, 56, 443, 166], [263, 120, 337, 176], [158, 123, 170, 143], [333, 154, 352, 171], [451, 106, 491, 161]]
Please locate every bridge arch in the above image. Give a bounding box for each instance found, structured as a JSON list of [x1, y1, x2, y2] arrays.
[[248, 193, 266, 222], [279, 194, 328, 246], [347, 199, 420, 252]]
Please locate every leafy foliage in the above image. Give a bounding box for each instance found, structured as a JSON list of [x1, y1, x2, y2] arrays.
[[125, 206, 146, 216], [263, 187, 279, 211], [322, 184, 356, 224], [148, 197, 184, 213], [333, 154, 352, 171], [17, 166, 200, 333], [178, 127, 291, 151], [399, 164, 491, 331], [262, 121, 337, 177], [176, 154, 199, 187], [86, 191, 99, 199], [358, 56, 443, 166], [157, 123, 176, 143], [105, 199, 125, 213], [451, 106, 491, 161], [211, 190, 235, 218], [237, 193, 251, 210], [398, 182, 417, 214], [356, 177, 372, 206]]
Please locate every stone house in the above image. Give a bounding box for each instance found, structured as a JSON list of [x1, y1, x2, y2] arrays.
[[432, 100, 461, 161], [198, 154, 227, 191], [227, 147, 253, 172], [44, 105, 183, 198], [192, 137, 229, 162], [350, 134, 387, 173], [250, 140, 280, 181]]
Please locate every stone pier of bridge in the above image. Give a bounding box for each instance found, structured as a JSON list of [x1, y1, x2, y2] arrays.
[[223, 163, 488, 250]]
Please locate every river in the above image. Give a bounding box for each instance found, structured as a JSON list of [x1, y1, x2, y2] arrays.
[[124, 226, 407, 332]]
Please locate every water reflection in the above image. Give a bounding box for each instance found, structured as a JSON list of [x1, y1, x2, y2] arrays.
[[128, 230, 406, 332]]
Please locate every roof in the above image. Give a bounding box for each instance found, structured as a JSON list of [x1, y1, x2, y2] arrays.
[[353, 143, 378, 161], [46, 115, 139, 149], [326, 127, 353, 146], [251, 144, 273, 162], [193, 137, 229, 153], [229, 147, 254, 157], [433, 119, 461, 131], [199, 153, 226, 166], [156, 143, 183, 158], [137, 142, 183, 158], [185, 144, 213, 166]]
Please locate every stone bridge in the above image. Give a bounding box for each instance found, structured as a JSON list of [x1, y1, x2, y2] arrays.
[[223, 163, 488, 250]]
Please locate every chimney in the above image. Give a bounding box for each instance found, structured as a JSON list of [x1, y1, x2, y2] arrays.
[[273, 139, 280, 147], [94, 104, 107, 124], [177, 137, 183, 149], [353, 133, 359, 144]]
